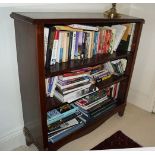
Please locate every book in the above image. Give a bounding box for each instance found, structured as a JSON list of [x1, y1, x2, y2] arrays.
[[111, 25, 127, 51], [78, 99, 117, 118], [56, 81, 92, 95], [128, 23, 136, 51], [48, 119, 84, 143], [117, 24, 133, 51], [62, 32, 68, 62], [44, 27, 49, 65], [45, 27, 55, 69], [54, 25, 83, 32], [54, 85, 98, 103], [56, 31, 63, 63], [68, 24, 99, 31], [47, 104, 79, 125], [57, 76, 90, 89], [48, 117, 79, 135], [50, 30, 59, 65], [46, 76, 58, 97], [48, 112, 80, 131], [58, 71, 90, 81], [71, 32, 76, 60]]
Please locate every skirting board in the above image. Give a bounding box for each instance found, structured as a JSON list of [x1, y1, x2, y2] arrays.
[[0, 126, 25, 151], [127, 87, 154, 112]]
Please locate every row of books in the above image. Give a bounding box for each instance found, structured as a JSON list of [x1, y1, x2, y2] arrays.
[[44, 23, 135, 67], [45, 59, 127, 101], [47, 83, 119, 143]]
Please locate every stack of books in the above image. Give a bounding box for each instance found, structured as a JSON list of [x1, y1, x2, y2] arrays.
[[73, 87, 119, 121], [90, 65, 112, 83], [44, 23, 135, 68], [47, 104, 84, 143], [54, 68, 98, 103]]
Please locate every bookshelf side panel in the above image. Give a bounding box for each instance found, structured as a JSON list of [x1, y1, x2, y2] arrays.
[[14, 20, 44, 149]]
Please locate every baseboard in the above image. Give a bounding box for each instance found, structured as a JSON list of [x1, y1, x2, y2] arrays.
[[0, 126, 25, 151], [127, 88, 153, 112]]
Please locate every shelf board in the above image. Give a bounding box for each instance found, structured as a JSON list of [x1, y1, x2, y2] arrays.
[[46, 75, 128, 112], [47, 102, 125, 150], [45, 51, 132, 78]]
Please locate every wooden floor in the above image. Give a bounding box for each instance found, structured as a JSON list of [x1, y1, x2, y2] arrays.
[[14, 103, 155, 151]]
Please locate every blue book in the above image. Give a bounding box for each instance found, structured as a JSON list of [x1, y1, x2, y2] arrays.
[[59, 48, 63, 63], [47, 78, 54, 95], [93, 32, 99, 56], [48, 122, 84, 143], [47, 104, 79, 125]]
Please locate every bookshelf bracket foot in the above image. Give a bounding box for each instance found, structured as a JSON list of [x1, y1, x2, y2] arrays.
[[23, 127, 33, 146]]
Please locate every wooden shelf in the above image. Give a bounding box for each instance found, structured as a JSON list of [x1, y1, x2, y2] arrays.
[[46, 75, 128, 112], [45, 51, 132, 78]]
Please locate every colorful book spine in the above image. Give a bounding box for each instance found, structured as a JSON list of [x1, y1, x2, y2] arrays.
[[50, 30, 59, 65], [74, 32, 79, 59]]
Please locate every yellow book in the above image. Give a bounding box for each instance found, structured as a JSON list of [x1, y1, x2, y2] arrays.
[[101, 74, 112, 81], [55, 26, 83, 32]]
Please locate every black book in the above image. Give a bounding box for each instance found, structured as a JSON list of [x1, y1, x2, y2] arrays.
[[68, 32, 73, 61], [45, 27, 56, 69]]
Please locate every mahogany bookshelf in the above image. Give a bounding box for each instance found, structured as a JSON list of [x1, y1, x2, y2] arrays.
[[11, 12, 144, 150]]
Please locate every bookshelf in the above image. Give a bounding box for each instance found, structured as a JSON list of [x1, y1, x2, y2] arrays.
[[11, 12, 144, 150]]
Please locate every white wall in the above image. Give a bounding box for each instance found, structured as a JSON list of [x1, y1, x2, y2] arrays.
[[0, 3, 131, 150], [127, 4, 155, 112]]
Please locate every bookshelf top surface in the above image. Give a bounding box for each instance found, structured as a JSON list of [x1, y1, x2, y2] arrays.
[[10, 12, 144, 24]]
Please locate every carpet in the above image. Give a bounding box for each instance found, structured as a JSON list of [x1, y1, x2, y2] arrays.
[[91, 130, 141, 150]]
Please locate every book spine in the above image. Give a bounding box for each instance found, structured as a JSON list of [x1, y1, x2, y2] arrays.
[[56, 32, 62, 63], [78, 32, 83, 59], [50, 30, 59, 65], [128, 23, 136, 51], [71, 32, 76, 60], [68, 32, 73, 61], [74, 32, 79, 59], [69, 24, 99, 31], [50, 76, 58, 97]]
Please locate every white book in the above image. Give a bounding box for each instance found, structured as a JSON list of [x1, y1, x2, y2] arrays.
[[79, 96, 108, 110], [56, 78, 90, 89], [45, 78, 49, 95], [44, 28, 49, 65], [50, 31, 59, 65], [50, 76, 58, 97], [54, 87, 98, 103], [120, 59, 127, 71], [71, 32, 76, 60], [58, 73, 90, 81], [56, 32, 63, 63], [128, 23, 136, 51], [62, 83, 92, 95], [69, 24, 99, 31], [111, 25, 127, 51]]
